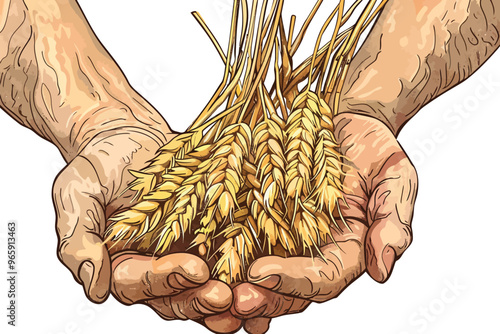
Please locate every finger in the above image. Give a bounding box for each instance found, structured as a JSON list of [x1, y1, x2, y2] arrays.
[[204, 311, 243, 334], [53, 157, 111, 303], [248, 238, 364, 302], [144, 280, 233, 320], [111, 252, 210, 305], [244, 317, 272, 334], [232, 283, 310, 319], [366, 152, 418, 283]]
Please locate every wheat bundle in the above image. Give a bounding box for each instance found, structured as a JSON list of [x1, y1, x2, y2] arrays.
[[105, 0, 387, 284]]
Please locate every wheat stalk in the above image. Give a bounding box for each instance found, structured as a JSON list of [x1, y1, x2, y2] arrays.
[[105, 0, 388, 283], [190, 123, 252, 255]]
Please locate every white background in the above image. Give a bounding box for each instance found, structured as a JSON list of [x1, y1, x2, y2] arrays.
[[1, 1, 499, 333]]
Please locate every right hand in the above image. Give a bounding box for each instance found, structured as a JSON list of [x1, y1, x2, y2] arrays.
[[52, 128, 238, 333], [231, 113, 418, 333]]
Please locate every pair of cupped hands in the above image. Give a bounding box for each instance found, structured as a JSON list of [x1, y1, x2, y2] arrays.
[[53, 112, 417, 334]]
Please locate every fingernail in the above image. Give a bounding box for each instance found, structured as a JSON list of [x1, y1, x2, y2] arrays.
[[169, 273, 200, 289], [167, 273, 184, 290], [381, 245, 396, 282], [79, 261, 94, 296], [253, 275, 280, 290]]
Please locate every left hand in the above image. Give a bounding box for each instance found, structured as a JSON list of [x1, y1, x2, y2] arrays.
[[53, 128, 238, 333], [231, 113, 418, 333]]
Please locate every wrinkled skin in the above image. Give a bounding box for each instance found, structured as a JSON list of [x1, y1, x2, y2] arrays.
[[231, 113, 418, 334], [52, 113, 417, 334], [3, 0, 495, 332], [52, 128, 239, 333]]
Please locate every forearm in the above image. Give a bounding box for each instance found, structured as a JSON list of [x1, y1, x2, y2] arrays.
[[338, 0, 500, 135], [0, 0, 172, 161]]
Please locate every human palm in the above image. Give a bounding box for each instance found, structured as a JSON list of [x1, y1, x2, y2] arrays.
[[53, 114, 417, 334], [231, 113, 418, 333], [52, 128, 236, 332]]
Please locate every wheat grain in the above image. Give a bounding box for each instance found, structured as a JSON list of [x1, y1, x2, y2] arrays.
[[105, 0, 388, 283], [190, 123, 252, 255], [252, 116, 298, 254]]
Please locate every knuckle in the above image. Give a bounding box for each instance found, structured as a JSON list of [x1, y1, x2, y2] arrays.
[[53, 167, 72, 192], [57, 234, 103, 267], [57, 240, 83, 271], [401, 224, 413, 251], [57, 237, 74, 262], [52, 164, 81, 197]]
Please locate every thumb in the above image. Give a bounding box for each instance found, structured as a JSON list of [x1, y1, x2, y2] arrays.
[[366, 152, 418, 283], [53, 157, 111, 303]]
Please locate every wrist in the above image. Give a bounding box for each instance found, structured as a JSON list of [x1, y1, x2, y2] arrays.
[[332, 112, 397, 145], [63, 106, 173, 162], [0, 0, 173, 162], [337, 98, 405, 136], [75, 127, 176, 205]]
